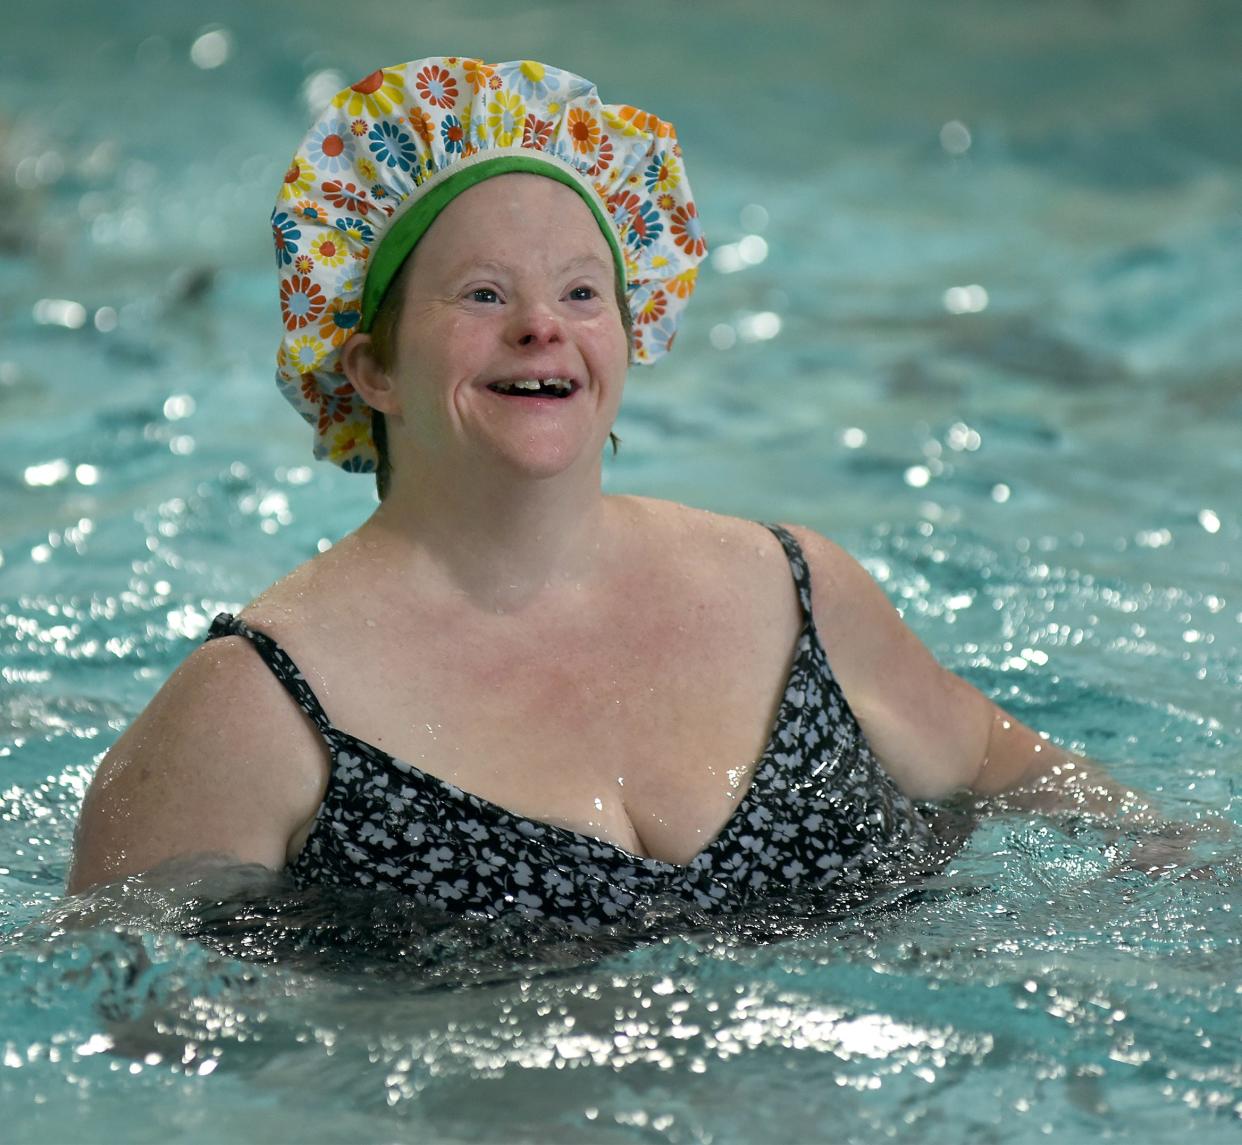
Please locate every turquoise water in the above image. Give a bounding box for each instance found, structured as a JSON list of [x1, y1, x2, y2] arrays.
[[3, 0, 1241, 1140]]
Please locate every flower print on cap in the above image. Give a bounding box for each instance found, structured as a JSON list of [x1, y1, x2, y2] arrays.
[[271, 57, 708, 472]]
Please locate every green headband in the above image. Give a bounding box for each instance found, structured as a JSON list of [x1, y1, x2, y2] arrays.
[[360, 155, 627, 331]]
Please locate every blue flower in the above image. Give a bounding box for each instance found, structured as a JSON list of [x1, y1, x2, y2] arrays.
[[305, 118, 354, 173], [271, 210, 300, 268], [334, 215, 375, 244], [368, 121, 417, 172], [498, 60, 562, 101], [626, 199, 664, 250], [643, 312, 680, 358], [440, 114, 465, 155]]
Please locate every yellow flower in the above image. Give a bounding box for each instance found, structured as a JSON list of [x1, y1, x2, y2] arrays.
[[280, 158, 314, 201], [605, 106, 675, 139], [310, 232, 348, 267], [288, 335, 325, 372], [356, 157, 379, 183], [334, 68, 406, 118], [648, 154, 682, 194], [329, 419, 370, 465], [487, 91, 526, 146]]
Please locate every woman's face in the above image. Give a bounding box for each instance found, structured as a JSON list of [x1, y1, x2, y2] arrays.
[[375, 173, 630, 483]]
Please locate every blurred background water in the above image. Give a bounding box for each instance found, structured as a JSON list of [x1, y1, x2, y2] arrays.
[[1, 0, 1240, 1141]]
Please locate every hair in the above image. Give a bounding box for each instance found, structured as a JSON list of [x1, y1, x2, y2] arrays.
[[365, 254, 632, 502]]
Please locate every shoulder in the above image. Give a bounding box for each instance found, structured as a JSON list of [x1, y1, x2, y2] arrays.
[[611, 495, 786, 567], [773, 523, 993, 799], [111, 628, 330, 805], [772, 523, 896, 623], [68, 625, 329, 892]]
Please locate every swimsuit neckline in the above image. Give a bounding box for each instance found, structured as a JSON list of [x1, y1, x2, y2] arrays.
[[316, 616, 818, 873]]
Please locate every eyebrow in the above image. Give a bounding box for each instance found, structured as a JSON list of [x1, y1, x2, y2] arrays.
[[457, 254, 613, 277]]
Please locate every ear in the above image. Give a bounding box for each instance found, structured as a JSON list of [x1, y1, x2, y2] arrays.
[[340, 333, 402, 416]]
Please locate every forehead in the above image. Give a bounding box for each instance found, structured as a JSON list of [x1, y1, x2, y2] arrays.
[[410, 173, 615, 278]]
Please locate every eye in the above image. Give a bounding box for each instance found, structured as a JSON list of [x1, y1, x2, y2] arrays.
[[567, 285, 598, 301], [467, 287, 500, 304]]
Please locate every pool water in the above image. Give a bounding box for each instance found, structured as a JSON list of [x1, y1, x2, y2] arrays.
[[2, 0, 1241, 1140]]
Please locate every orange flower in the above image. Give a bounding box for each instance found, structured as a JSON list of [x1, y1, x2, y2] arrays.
[[608, 190, 641, 216], [635, 292, 667, 325], [415, 63, 459, 109], [321, 180, 372, 215], [667, 267, 698, 299], [587, 137, 614, 176], [463, 58, 494, 91], [567, 107, 600, 154], [311, 379, 356, 433], [280, 275, 326, 330], [522, 114, 553, 150], [606, 106, 674, 138], [318, 299, 363, 347], [669, 203, 706, 258], [407, 105, 435, 145]]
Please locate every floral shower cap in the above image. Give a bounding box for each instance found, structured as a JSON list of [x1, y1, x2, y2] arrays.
[[271, 57, 708, 472]]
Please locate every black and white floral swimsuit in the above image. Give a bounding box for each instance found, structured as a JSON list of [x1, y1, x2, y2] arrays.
[[205, 526, 937, 930]]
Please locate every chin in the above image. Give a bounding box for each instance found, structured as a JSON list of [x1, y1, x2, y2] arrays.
[[489, 435, 603, 481]]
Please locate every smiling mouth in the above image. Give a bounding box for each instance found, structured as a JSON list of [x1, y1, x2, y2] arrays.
[[486, 378, 577, 399]]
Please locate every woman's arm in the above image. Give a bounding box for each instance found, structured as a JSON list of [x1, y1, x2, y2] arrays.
[[783, 525, 1151, 810], [68, 637, 328, 896]]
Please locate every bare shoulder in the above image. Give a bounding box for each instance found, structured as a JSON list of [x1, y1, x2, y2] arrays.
[[68, 625, 329, 893], [772, 523, 898, 629], [613, 495, 789, 571]]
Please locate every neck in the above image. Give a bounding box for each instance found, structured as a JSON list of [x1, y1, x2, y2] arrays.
[[353, 456, 615, 613]]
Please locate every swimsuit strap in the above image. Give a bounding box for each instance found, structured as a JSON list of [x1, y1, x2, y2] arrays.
[[762, 523, 816, 622], [204, 612, 336, 738]]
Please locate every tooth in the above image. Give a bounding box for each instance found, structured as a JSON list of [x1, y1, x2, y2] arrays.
[[491, 377, 573, 394]]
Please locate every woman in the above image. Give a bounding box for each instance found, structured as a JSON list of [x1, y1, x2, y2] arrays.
[[68, 58, 1147, 928]]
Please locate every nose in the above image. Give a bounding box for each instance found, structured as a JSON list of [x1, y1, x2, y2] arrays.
[[508, 298, 564, 348]]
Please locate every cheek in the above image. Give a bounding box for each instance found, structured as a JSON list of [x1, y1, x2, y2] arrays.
[[586, 310, 631, 364]]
